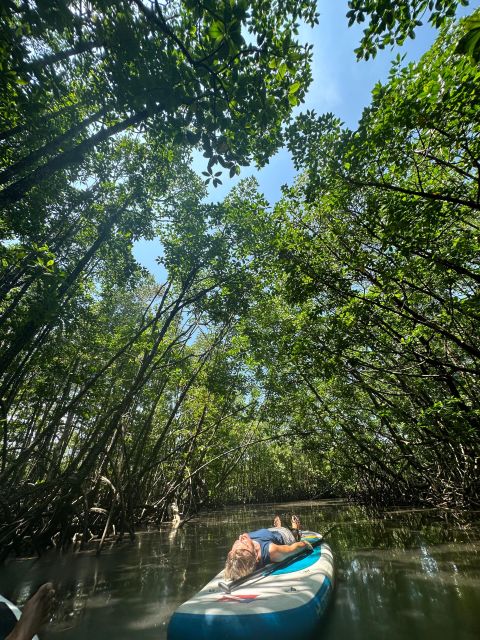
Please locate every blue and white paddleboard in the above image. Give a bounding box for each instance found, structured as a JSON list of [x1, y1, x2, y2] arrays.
[[168, 531, 334, 640], [0, 595, 40, 640]]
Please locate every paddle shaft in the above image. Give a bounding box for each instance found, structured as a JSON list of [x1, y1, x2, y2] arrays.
[[219, 525, 336, 594]]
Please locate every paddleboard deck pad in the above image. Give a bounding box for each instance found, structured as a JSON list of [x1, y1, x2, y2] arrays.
[[0, 595, 40, 640], [168, 531, 334, 640]]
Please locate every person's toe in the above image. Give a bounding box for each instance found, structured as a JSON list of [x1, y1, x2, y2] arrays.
[[36, 583, 55, 622]]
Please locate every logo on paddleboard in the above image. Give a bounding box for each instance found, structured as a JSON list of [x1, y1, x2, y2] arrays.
[[217, 594, 258, 603]]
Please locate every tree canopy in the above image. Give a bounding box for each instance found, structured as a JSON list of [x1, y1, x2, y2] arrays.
[[0, 2, 479, 558]]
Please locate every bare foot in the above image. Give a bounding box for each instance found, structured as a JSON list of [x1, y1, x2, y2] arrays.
[[6, 583, 55, 640], [273, 515, 282, 527]]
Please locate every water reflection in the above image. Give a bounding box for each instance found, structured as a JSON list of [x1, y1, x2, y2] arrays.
[[0, 502, 478, 640]]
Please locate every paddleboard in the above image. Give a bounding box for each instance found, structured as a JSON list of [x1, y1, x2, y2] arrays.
[[168, 530, 334, 640]]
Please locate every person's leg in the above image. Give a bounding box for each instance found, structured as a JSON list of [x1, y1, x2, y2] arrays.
[[290, 515, 302, 541], [268, 526, 296, 544], [270, 514, 303, 542], [6, 583, 55, 640]]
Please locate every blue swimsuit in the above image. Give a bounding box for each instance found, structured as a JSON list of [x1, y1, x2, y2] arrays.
[[248, 528, 284, 566]]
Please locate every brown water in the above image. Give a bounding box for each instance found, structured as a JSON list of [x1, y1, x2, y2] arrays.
[[0, 500, 479, 639]]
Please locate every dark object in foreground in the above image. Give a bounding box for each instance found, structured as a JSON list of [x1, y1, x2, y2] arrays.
[[0, 584, 55, 640]]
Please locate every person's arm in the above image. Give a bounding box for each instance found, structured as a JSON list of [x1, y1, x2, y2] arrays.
[[269, 540, 313, 563]]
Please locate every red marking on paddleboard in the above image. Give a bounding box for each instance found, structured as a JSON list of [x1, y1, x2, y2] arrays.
[[217, 594, 258, 603]]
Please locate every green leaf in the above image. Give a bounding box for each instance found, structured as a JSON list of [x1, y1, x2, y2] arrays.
[[289, 81, 301, 95], [209, 20, 225, 42], [455, 19, 480, 62], [278, 62, 288, 79]]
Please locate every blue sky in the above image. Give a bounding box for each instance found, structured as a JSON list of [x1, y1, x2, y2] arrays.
[[133, 0, 478, 279]]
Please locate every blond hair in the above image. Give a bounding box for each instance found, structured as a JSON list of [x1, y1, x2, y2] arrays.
[[224, 547, 257, 580]]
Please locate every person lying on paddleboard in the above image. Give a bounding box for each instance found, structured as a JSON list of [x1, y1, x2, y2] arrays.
[[224, 515, 313, 580], [2, 583, 55, 640]]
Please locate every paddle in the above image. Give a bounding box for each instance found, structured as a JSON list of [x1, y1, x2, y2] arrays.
[[218, 525, 336, 594]]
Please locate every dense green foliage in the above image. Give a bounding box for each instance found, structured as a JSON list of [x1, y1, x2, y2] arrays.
[[0, 0, 317, 556], [0, 3, 479, 557], [347, 0, 471, 58], [280, 15, 480, 506]]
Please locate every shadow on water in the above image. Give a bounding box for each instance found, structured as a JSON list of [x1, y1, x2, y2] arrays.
[[0, 501, 479, 640]]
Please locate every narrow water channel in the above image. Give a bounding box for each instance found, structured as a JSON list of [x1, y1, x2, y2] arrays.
[[1, 500, 479, 639]]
